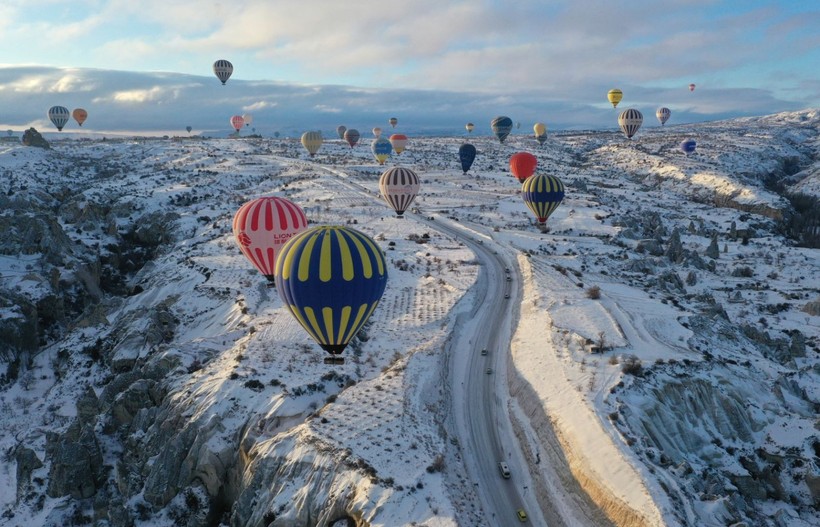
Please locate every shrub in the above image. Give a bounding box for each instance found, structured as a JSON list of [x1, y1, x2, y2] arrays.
[[621, 355, 643, 376], [586, 285, 601, 299]]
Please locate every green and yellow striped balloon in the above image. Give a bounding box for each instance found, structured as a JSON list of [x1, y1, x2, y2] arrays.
[[275, 226, 388, 358], [521, 173, 565, 227]]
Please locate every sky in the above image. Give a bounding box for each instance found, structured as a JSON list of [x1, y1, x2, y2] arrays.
[[0, 0, 817, 135]]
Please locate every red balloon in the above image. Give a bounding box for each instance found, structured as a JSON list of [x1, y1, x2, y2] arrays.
[[233, 197, 308, 283], [509, 152, 537, 183], [230, 115, 244, 131]]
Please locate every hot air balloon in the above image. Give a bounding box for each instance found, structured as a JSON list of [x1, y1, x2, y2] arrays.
[[509, 152, 537, 183], [521, 173, 565, 230], [689, 83, 696, 92], [458, 143, 477, 174], [389, 133, 408, 154], [617, 109, 643, 139], [388, 117, 398, 128], [371, 137, 392, 165], [275, 226, 388, 364], [6, 130, 12, 137], [274, 131, 281, 138], [680, 139, 697, 155], [372, 127, 382, 138], [242, 113, 253, 127], [379, 166, 420, 216], [186, 126, 192, 133], [465, 122, 474, 134], [607, 89, 623, 108], [72, 108, 88, 127], [656, 107, 671, 126], [491, 116, 513, 143], [337, 125, 347, 139], [344, 129, 360, 148], [233, 196, 309, 284], [230, 115, 245, 132], [301, 131, 323, 157], [48, 106, 70, 131], [213, 59, 233, 85], [533, 122, 547, 145]]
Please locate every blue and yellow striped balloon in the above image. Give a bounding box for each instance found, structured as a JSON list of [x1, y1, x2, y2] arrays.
[[275, 226, 388, 357], [521, 173, 565, 227]]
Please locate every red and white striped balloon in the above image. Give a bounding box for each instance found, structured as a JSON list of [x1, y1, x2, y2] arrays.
[[230, 115, 245, 132], [233, 197, 308, 283], [379, 167, 420, 217]]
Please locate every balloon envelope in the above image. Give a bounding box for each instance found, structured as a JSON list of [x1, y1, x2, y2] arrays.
[[607, 89, 623, 108], [213, 59, 233, 84], [301, 131, 323, 156], [233, 196, 309, 283], [371, 137, 392, 165], [680, 139, 697, 154], [72, 108, 88, 126], [242, 113, 253, 127], [379, 166, 420, 216], [465, 122, 474, 133], [491, 116, 513, 143], [389, 133, 408, 154], [689, 83, 696, 92], [372, 127, 382, 138], [230, 115, 245, 132], [275, 226, 388, 358], [389, 117, 398, 128], [458, 143, 477, 174], [533, 122, 547, 137], [344, 129, 360, 148], [337, 125, 347, 139], [617, 109, 643, 139], [509, 152, 537, 182], [521, 173, 565, 226], [656, 107, 671, 126], [186, 126, 192, 133], [48, 106, 70, 131]]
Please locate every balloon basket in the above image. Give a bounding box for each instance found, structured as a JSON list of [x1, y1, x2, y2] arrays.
[[324, 356, 345, 365]]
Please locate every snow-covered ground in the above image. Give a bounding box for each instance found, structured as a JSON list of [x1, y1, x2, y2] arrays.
[[0, 109, 818, 527]]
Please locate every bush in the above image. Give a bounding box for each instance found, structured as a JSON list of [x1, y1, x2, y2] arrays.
[[586, 285, 601, 299], [621, 355, 643, 376]]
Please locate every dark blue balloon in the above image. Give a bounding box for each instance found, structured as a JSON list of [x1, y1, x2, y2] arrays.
[[491, 116, 513, 143], [680, 139, 697, 155], [458, 143, 476, 174]]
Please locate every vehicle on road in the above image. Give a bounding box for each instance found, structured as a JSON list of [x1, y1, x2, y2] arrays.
[[517, 508, 528, 522], [481, 348, 488, 355], [486, 368, 493, 374], [498, 462, 511, 479], [506, 276, 512, 281], [504, 294, 510, 299]]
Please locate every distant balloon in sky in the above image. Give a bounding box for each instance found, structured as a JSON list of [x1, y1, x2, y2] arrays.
[[680, 139, 697, 155], [689, 83, 696, 92], [458, 143, 477, 174], [372, 127, 382, 138], [617, 109, 643, 139], [6, 130, 12, 137], [233, 196, 308, 284], [186, 126, 192, 133], [509, 152, 537, 183], [213, 59, 233, 85], [656, 107, 671, 126], [521, 173, 565, 229], [274, 131, 280, 138], [275, 225, 388, 363], [301, 131, 323, 157], [337, 125, 347, 139], [491, 116, 513, 143], [607, 89, 623, 108], [343, 128, 360, 148], [533, 122, 547, 145], [389, 133, 408, 154], [389, 117, 398, 128], [242, 113, 253, 127], [379, 166, 420, 216], [465, 122, 474, 134], [48, 106, 70, 131], [230, 115, 245, 132], [72, 108, 88, 127], [371, 137, 392, 165]]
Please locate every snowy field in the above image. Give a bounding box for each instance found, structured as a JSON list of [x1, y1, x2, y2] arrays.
[[0, 109, 818, 527]]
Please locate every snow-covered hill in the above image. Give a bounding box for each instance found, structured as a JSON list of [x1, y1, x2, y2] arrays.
[[0, 110, 818, 527]]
